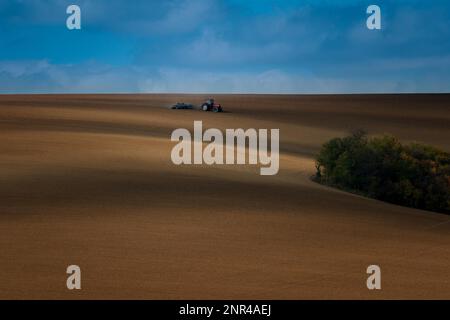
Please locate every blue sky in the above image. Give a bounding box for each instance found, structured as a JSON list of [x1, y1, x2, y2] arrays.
[[0, 0, 449, 93]]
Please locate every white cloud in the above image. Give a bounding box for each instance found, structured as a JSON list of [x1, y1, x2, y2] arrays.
[[1, 58, 449, 94]]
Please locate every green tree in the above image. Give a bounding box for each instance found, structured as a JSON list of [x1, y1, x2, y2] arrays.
[[315, 132, 450, 214]]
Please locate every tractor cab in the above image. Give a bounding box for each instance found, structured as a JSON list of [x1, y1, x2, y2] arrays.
[[201, 98, 223, 112]]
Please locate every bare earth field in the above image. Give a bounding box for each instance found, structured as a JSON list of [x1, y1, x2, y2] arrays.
[[0, 94, 449, 299]]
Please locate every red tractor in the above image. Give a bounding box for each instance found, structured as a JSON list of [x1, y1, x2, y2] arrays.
[[201, 99, 223, 112]]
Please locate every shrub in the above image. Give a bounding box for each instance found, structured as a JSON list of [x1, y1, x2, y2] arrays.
[[315, 131, 450, 214]]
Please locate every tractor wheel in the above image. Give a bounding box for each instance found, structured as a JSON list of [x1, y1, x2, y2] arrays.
[[202, 104, 209, 111], [212, 106, 219, 112]]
